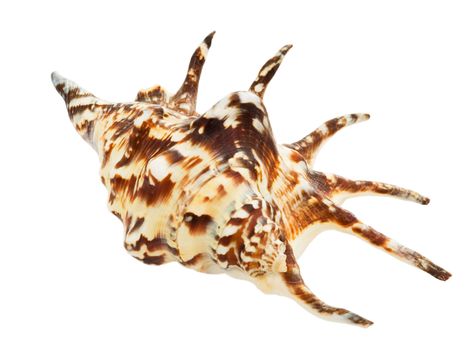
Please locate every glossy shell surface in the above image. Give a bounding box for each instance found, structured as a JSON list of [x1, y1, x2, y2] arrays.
[[52, 32, 450, 327]]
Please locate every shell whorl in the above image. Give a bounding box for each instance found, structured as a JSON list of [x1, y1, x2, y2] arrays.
[[52, 32, 450, 327]]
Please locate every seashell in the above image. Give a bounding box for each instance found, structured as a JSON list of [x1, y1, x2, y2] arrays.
[[52, 32, 450, 327]]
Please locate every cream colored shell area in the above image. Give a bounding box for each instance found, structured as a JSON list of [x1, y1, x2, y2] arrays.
[[51, 31, 450, 327]]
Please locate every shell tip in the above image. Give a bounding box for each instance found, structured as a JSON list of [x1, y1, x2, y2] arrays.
[[205, 31, 216, 46], [345, 313, 374, 328], [281, 44, 293, 54], [51, 71, 64, 86], [437, 269, 452, 281]]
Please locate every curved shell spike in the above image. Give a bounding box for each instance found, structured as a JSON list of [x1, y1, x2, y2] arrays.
[[52, 33, 451, 327], [171, 31, 215, 114], [136, 31, 215, 114], [250, 44, 292, 97], [287, 113, 370, 166], [309, 170, 430, 205]]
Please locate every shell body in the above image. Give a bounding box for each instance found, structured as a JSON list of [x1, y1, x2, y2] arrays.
[[52, 32, 450, 327]]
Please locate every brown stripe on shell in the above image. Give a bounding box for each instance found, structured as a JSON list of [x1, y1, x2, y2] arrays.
[[68, 104, 93, 119], [182, 156, 203, 170], [115, 129, 174, 168], [224, 170, 246, 186], [75, 119, 96, 143], [217, 247, 239, 266], [186, 117, 239, 160], [110, 118, 135, 141], [128, 217, 145, 233], [128, 234, 178, 256], [142, 253, 167, 265], [352, 225, 388, 246], [136, 173, 175, 206], [101, 145, 113, 168], [308, 170, 333, 194], [165, 150, 185, 164], [109, 175, 138, 202], [184, 212, 214, 235], [54, 84, 93, 104], [111, 211, 122, 220], [136, 85, 167, 104]]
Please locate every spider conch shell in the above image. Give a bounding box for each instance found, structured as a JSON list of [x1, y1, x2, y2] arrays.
[[52, 32, 450, 327]]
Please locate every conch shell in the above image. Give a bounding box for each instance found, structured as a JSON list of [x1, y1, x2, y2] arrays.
[[52, 32, 450, 327]]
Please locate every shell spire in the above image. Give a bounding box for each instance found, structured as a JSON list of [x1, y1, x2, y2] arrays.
[[250, 44, 292, 98], [51, 72, 110, 148], [51, 72, 103, 110]]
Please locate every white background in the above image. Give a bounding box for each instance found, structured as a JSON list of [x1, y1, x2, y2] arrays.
[[1, 1, 474, 349]]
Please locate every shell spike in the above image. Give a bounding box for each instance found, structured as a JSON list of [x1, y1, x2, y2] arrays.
[[324, 200, 452, 281], [276, 242, 373, 327], [310, 171, 431, 205], [286, 190, 450, 280], [289, 113, 370, 165], [171, 31, 216, 115], [282, 276, 374, 327], [250, 44, 292, 98]]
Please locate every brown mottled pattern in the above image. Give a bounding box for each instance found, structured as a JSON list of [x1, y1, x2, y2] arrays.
[[127, 234, 178, 257], [136, 85, 168, 105], [136, 174, 175, 206], [52, 32, 450, 327], [184, 213, 214, 235]]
